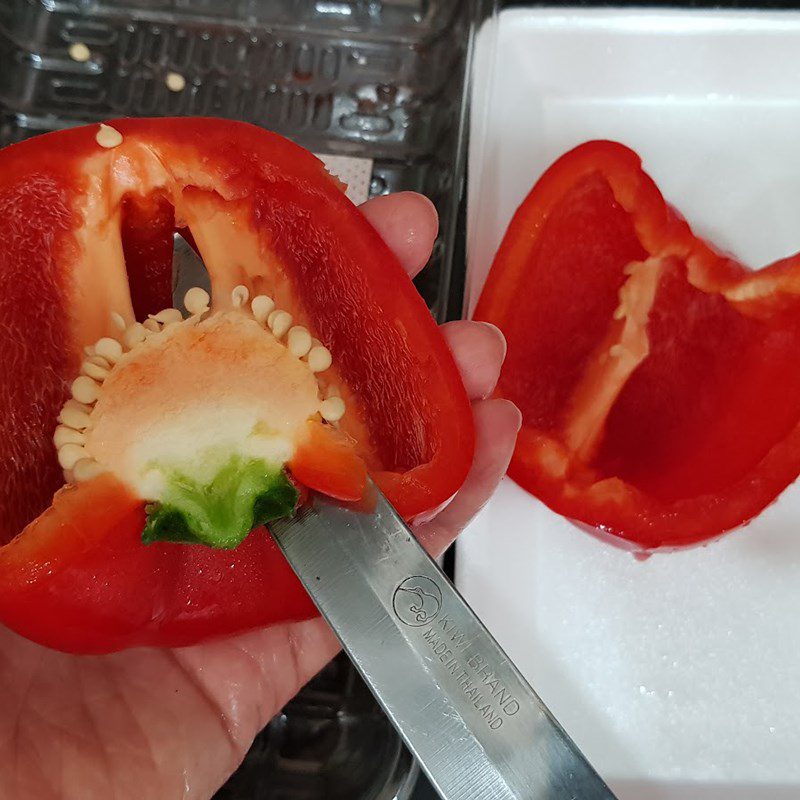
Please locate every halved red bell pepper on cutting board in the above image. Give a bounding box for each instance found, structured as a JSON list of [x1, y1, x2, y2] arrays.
[[0, 118, 474, 653], [475, 139, 800, 549]]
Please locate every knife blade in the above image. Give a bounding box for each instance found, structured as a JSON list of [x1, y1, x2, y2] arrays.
[[270, 482, 617, 800]]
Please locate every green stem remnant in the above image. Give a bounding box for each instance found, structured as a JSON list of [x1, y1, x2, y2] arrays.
[[142, 456, 298, 549]]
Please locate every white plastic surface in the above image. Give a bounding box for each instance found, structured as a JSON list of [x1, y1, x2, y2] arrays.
[[460, 8, 800, 798], [317, 154, 373, 205]]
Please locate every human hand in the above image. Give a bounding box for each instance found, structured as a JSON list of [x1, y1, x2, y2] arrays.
[[0, 192, 520, 800]]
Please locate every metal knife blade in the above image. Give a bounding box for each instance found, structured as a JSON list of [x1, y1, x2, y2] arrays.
[[270, 483, 617, 800]]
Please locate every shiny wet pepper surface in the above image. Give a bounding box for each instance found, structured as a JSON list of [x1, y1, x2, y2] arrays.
[[476, 140, 800, 548], [0, 118, 474, 653]]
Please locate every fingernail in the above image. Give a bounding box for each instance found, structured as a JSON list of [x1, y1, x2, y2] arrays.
[[497, 398, 522, 432], [475, 320, 507, 362]]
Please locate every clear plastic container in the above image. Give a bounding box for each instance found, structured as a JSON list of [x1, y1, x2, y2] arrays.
[[215, 654, 418, 800], [0, 0, 478, 322], [0, 1, 486, 797]]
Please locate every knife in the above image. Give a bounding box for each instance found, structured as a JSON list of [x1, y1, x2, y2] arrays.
[[270, 481, 618, 800]]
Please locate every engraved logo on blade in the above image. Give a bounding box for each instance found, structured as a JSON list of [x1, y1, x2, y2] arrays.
[[393, 576, 442, 627]]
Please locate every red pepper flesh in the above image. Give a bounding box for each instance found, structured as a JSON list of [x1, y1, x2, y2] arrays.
[[475, 140, 800, 548], [0, 118, 474, 653]]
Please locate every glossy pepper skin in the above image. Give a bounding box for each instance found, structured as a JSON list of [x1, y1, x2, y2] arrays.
[[0, 118, 474, 653], [475, 140, 800, 549]]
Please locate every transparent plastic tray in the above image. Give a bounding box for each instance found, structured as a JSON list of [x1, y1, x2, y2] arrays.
[[0, 0, 484, 797], [0, 0, 476, 322]]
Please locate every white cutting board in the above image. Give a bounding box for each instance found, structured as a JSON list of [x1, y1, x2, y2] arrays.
[[459, 8, 800, 798]]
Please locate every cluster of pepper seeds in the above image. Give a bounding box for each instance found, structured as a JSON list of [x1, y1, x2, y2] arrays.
[[54, 286, 345, 483]]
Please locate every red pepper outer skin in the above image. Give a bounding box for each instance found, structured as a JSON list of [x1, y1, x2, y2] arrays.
[[0, 477, 319, 654], [475, 140, 800, 549], [0, 119, 474, 653]]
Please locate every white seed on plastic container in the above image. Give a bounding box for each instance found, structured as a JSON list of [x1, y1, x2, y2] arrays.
[[73, 458, 104, 482], [165, 72, 186, 92], [319, 397, 345, 423], [251, 295, 275, 324], [95, 337, 124, 363], [68, 43, 91, 63], [54, 425, 86, 448], [110, 312, 126, 331], [287, 326, 312, 358], [184, 287, 210, 316], [143, 318, 161, 333], [307, 345, 332, 373], [231, 285, 249, 308], [270, 310, 292, 339], [58, 443, 87, 470]]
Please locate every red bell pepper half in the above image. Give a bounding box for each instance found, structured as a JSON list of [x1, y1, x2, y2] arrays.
[[475, 140, 800, 548], [0, 118, 474, 653]]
